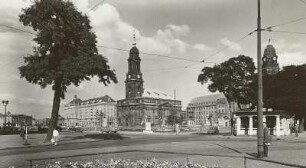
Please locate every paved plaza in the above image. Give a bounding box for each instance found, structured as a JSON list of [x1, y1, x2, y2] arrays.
[[0, 131, 305, 168]]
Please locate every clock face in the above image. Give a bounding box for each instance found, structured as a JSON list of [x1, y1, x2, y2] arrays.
[[137, 74, 140, 78], [273, 57, 276, 61]]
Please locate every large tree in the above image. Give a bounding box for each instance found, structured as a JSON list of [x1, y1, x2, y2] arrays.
[[19, 0, 117, 141], [198, 55, 256, 131], [259, 64, 306, 131], [198, 55, 256, 110]]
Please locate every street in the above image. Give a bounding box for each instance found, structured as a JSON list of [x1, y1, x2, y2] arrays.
[[0, 132, 306, 168]]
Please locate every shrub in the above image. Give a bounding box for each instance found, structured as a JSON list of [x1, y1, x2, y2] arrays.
[[39, 158, 222, 168]]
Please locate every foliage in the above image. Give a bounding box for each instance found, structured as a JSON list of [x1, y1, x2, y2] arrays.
[[167, 114, 182, 126], [198, 55, 256, 109], [252, 64, 306, 116], [19, 0, 117, 141], [40, 159, 221, 168], [250, 64, 306, 130]]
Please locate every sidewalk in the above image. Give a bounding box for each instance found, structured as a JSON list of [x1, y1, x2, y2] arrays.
[[1, 132, 305, 168]]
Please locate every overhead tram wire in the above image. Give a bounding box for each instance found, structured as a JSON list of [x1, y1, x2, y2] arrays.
[[264, 16, 306, 30], [0, 24, 36, 35], [0, 23, 203, 70], [85, 0, 106, 14], [201, 29, 257, 62], [266, 30, 306, 35], [97, 45, 202, 63]]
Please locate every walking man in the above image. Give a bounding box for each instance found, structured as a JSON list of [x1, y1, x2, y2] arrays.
[[52, 128, 59, 146], [295, 121, 299, 137], [263, 122, 271, 157]]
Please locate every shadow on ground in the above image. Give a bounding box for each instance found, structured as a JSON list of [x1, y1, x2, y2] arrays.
[[69, 133, 128, 141]]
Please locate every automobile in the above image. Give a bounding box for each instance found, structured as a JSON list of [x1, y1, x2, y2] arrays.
[[68, 126, 83, 132], [60, 127, 69, 132], [207, 126, 219, 134], [100, 126, 118, 133]]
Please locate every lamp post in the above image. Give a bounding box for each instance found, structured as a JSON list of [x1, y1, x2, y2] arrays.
[[2, 100, 9, 127]]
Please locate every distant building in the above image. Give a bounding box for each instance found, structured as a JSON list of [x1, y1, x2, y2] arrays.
[[12, 114, 33, 127], [0, 112, 12, 127], [117, 41, 182, 127], [262, 43, 280, 75], [186, 94, 233, 127], [36, 118, 50, 128], [180, 110, 188, 125], [63, 95, 117, 128]]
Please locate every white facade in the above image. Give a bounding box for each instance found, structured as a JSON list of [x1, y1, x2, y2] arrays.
[[233, 109, 292, 137], [187, 94, 231, 127], [63, 95, 117, 129], [0, 113, 12, 127]]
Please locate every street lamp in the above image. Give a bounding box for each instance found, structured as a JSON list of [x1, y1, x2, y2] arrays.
[[2, 100, 9, 127]]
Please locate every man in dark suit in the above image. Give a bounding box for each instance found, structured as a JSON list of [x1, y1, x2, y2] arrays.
[[263, 122, 271, 157]]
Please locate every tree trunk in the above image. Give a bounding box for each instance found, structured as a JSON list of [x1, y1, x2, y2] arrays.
[[44, 80, 62, 142]]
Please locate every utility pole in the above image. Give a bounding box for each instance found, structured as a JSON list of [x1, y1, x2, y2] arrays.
[[257, 0, 264, 158], [2, 100, 9, 127]]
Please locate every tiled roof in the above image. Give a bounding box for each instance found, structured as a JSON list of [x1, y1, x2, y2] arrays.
[[188, 93, 225, 105], [68, 95, 115, 105], [142, 88, 173, 100]]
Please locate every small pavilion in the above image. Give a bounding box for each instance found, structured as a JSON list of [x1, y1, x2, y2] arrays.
[[233, 108, 293, 137]]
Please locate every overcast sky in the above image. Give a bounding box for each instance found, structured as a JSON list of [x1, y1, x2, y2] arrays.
[[0, 0, 305, 119]]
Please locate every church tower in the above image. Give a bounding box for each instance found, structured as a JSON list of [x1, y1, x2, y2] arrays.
[[262, 41, 280, 75], [125, 33, 144, 99]]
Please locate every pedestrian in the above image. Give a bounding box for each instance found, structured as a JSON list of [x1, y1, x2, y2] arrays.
[[52, 128, 59, 146], [263, 122, 271, 157], [20, 126, 25, 140], [295, 121, 299, 137]]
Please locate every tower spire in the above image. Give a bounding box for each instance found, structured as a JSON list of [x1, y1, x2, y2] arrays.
[[133, 29, 136, 46]]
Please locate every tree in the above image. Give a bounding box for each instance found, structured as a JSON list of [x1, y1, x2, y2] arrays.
[[256, 64, 306, 131], [198, 55, 255, 109], [198, 55, 256, 132], [19, 0, 117, 141]]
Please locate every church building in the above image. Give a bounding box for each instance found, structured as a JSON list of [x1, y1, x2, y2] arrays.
[[117, 37, 182, 127], [262, 42, 280, 75]]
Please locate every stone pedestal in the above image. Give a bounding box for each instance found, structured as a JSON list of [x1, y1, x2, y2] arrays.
[[143, 122, 153, 133], [102, 118, 107, 127]]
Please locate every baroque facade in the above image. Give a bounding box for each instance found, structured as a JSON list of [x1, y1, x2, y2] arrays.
[[63, 95, 117, 128], [117, 43, 182, 127], [186, 94, 233, 127]]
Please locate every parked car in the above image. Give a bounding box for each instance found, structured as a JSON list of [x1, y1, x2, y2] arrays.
[[207, 126, 219, 134], [100, 126, 117, 133], [68, 126, 83, 132]]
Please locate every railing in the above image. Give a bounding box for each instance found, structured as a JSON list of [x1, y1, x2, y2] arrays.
[[26, 150, 305, 168]]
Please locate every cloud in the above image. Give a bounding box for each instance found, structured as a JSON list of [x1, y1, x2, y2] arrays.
[[278, 52, 306, 68], [264, 39, 303, 52], [166, 24, 190, 37], [87, 3, 191, 56], [220, 38, 242, 52], [193, 43, 211, 52]]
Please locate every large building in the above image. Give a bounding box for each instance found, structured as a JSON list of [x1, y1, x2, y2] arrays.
[[0, 112, 12, 127], [11, 114, 33, 127], [262, 43, 280, 75], [117, 41, 182, 127], [187, 94, 234, 127], [63, 95, 117, 128]]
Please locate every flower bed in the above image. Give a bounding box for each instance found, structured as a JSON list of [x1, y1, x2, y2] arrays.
[[40, 158, 222, 168]]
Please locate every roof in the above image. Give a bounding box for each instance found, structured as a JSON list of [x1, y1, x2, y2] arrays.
[[68, 95, 115, 106], [263, 44, 277, 58], [142, 88, 174, 100], [188, 93, 225, 105]]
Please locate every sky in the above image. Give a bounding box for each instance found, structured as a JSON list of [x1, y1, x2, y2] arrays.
[[0, 0, 305, 119]]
